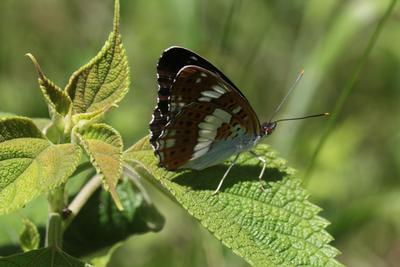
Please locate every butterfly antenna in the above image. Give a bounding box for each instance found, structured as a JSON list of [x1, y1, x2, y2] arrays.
[[268, 69, 304, 123], [274, 112, 330, 123]]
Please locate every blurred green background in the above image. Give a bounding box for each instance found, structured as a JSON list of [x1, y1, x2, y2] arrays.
[[0, 0, 399, 266]]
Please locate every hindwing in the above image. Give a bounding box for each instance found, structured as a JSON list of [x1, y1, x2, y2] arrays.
[[153, 65, 261, 170]]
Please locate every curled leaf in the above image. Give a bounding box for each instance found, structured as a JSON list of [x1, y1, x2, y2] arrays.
[[77, 123, 123, 210], [26, 53, 72, 117]]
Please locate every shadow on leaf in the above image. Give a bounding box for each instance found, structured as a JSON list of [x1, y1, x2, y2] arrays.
[[172, 164, 286, 191]]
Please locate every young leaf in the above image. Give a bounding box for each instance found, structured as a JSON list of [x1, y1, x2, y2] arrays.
[[26, 53, 72, 117], [63, 176, 164, 257], [19, 218, 40, 252], [0, 247, 92, 267], [124, 137, 343, 267], [65, 0, 130, 122], [76, 123, 123, 210], [0, 117, 82, 215]]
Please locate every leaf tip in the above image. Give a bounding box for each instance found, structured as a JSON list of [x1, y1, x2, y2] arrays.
[[113, 0, 121, 33], [110, 189, 124, 211], [26, 53, 44, 79]]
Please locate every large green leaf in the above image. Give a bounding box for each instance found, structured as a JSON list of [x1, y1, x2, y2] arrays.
[[0, 247, 92, 267], [63, 176, 164, 257], [77, 123, 123, 210], [0, 117, 81, 215], [123, 137, 342, 267], [65, 0, 129, 122], [26, 54, 72, 117]]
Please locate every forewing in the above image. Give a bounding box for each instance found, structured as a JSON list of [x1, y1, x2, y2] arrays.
[[150, 46, 246, 148], [153, 66, 261, 170]]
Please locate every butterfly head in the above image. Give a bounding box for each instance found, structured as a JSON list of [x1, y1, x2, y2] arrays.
[[261, 121, 277, 136]]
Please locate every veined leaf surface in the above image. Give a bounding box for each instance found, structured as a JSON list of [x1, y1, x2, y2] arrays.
[[77, 123, 123, 210], [66, 0, 129, 122], [124, 137, 343, 267], [0, 117, 81, 215]]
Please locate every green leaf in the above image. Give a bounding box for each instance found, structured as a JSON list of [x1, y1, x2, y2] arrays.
[[124, 137, 343, 267], [0, 247, 92, 267], [63, 176, 164, 257], [65, 0, 129, 122], [19, 218, 40, 252], [0, 114, 51, 133], [26, 53, 72, 117], [77, 123, 123, 210], [0, 117, 82, 215]]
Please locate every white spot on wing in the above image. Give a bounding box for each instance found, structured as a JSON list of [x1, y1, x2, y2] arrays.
[[199, 122, 217, 131], [199, 129, 217, 139], [232, 106, 241, 114], [196, 78, 201, 83], [204, 115, 223, 125], [194, 141, 212, 152], [212, 85, 227, 94], [199, 96, 212, 102], [201, 90, 222, 99], [198, 137, 211, 142], [213, 109, 232, 123], [200, 73, 207, 77]]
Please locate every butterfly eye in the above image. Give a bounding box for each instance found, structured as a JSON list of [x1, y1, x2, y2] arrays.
[[262, 122, 277, 135]]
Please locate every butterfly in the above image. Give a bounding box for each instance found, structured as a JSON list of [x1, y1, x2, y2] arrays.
[[149, 46, 326, 194]]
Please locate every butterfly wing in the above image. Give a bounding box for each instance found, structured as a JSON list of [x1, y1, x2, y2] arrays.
[[150, 46, 248, 148], [152, 65, 262, 170]]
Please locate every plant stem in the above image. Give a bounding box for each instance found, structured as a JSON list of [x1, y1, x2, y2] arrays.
[[46, 213, 62, 248], [46, 185, 66, 248], [304, 0, 398, 185], [63, 174, 102, 228], [48, 185, 65, 214]]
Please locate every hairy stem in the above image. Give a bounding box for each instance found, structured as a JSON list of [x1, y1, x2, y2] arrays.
[[63, 174, 102, 228], [46, 213, 62, 248], [46, 185, 66, 248]]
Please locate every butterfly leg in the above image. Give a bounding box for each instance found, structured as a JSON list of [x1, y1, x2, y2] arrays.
[[212, 153, 241, 195], [249, 151, 267, 191]]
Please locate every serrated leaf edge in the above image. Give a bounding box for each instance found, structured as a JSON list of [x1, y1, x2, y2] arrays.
[[76, 123, 123, 210], [26, 53, 72, 117], [65, 0, 130, 118], [123, 137, 343, 267]]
